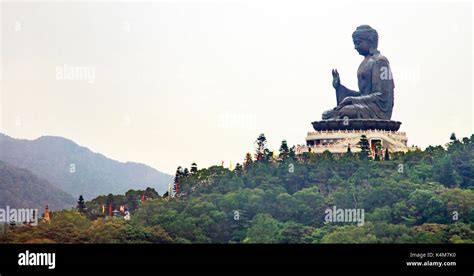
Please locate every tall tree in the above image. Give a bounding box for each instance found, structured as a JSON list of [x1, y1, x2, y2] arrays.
[[289, 146, 296, 159], [183, 168, 189, 177], [190, 163, 198, 174], [105, 194, 114, 216], [265, 149, 273, 162], [255, 134, 269, 161], [279, 140, 290, 160], [450, 132, 457, 142], [357, 135, 370, 160], [234, 163, 243, 173], [76, 195, 86, 214], [244, 153, 253, 169], [174, 166, 183, 194]]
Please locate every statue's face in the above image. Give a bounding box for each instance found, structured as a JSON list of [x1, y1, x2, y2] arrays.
[[353, 37, 371, 56]]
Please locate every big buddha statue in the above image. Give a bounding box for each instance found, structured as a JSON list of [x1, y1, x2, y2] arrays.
[[314, 25, 400, 131]]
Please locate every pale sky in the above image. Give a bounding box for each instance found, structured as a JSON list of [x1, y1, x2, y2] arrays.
[[1, 0, 473, 174]]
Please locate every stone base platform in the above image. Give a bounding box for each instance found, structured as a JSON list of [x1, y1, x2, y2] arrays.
[[297, 129, 409, 156]]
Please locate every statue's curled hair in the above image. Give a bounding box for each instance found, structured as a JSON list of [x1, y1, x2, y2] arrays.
[[352, 25, 378, 48]]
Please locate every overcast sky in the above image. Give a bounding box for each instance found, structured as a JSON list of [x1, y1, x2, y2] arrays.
[[1, 0, 472, 174]]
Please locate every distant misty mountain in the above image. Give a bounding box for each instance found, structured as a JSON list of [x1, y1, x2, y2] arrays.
[[0, 133, 173, 200], [0, 161, 76, 211]]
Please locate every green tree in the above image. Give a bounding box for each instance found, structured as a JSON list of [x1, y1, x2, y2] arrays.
[[357, 135, 370, 160], [190, 162, 198, 174], [279, 140, 290, 160], [255, 134, 269, 162], [244, 214, 281, 243], [293, 186, 326, 226], [174, 166, 183, 194], [407, 190, 449, 223], [439, 188, 474, 220], [280, 221, 312, 243], [450, 132, 457, 142], [289, 146, 296, 159], [105, 194, 114, 215], [435, 156, 460, 187], [234, 163, 243, 173], [76, 195, 86, 214], [243, 153, 253, 169], [321, 223, 377, 243]]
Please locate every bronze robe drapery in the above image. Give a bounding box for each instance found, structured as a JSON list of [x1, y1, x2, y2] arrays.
[[322, 52, 394, 120]]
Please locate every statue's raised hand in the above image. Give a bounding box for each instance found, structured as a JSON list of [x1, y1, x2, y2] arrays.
[[332, 69, 340, 89]]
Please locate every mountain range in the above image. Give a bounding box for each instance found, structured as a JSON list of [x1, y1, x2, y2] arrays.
[[0, 160, 76, 211], [0, 133, 173, 203]]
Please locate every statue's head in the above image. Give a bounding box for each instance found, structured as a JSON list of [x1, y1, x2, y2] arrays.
[[352, 25, 378, 56]]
